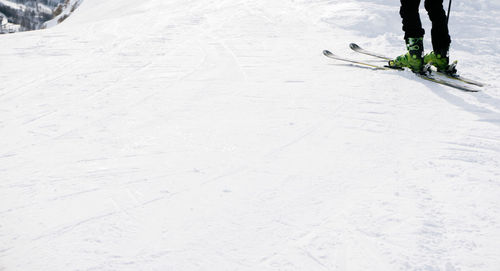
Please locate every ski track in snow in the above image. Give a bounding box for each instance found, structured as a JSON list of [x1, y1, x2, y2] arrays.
[[1, 0, 500, 270]]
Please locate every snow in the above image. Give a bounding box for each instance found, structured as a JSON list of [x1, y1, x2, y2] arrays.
[[0, 0, 23, 11], [0, 13, 7, 26], [37, 3, 54, 15], [1, 0, 500, 270], [43, 0, 83, 29], [0, 0, 54, 13]]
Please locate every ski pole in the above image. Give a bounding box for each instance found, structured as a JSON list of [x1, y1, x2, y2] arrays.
[[446, 0, 452, 25]]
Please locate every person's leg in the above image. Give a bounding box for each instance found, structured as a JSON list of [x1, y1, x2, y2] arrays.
[[390, 0, 425, 71], [423, 0, 451, 71], [424, 0, 451, 54], [400, 0, 424, 40]]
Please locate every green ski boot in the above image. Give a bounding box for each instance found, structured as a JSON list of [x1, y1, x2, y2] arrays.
[[389, 37, 424, 73], [424, 50, 450, 72]]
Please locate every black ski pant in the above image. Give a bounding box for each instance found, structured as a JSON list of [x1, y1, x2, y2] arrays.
[[400, 0, 451, 54]]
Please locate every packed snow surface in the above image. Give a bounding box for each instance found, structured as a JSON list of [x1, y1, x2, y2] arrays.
[[1, 0, 500, 270]]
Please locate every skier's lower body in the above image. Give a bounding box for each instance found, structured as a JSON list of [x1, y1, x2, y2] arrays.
[[389, 0, 452, 72]]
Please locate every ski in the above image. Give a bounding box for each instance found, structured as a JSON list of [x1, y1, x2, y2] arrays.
[[349, 43, 484, 87], [323, 50, 479, 92], [323, 50, 388, 70], [349, 43, 392, 61]]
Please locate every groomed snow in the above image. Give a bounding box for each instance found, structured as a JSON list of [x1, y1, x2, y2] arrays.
[[1, 0, 500, 270]]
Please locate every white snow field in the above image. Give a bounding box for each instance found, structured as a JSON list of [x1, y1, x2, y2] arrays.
[[1, 0, 500, 270]]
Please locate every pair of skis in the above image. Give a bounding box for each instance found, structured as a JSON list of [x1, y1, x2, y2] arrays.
[[323, 43, 483, 92]]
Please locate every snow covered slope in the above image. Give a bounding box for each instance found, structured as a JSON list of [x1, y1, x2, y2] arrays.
[[1, 0, 500, 270], [43, 0, 83, 29]]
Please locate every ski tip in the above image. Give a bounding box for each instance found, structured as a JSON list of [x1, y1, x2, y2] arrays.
[[323, 50, 333, 56], [349, 43, 360, 50]]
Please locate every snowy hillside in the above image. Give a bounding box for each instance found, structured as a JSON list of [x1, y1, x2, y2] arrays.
[[0, 0, 52, 29], [0, 0, 78, 32], [43, 0, 83, 29], [1, 0, 500, 270]]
